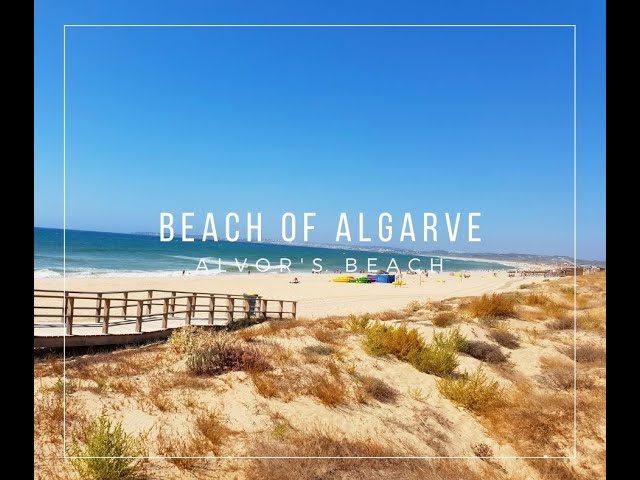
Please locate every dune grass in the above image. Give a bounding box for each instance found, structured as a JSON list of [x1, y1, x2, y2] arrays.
[[437, 367, 503, 411], [463, 294, 516, 319]]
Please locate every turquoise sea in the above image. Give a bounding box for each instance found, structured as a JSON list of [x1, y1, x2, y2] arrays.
[[34, 227, 510, 278]]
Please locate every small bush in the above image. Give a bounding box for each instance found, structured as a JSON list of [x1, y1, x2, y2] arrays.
[[437, 367, 503, 411], [186, 333, 270, 375], [489, 329, 520, 349], [157, 431, 206, 470], [519, 283, 534, 289], [428, 301, 454, 312], [362, 323, 425, 361], [563, 344, 606, 364], [69, 412, 146, 480], [478, 317, 500, 328], [404, 300, 422, 315], [433, 327, 468, 352], [311, 327, 337, 345], [306, 373, 347, 407], [472, 443, 494, 457], [547, 318, 573, 330], [407, 344, 459, 377], [34, 391, 64, 442], [464, 294, 515, 319], [462, 341, 507, 363], [543, 303, 569, 320], [407, 387, 427, 401], [577, 310, 605, 332], [560, 286, 574, 295], [539, 356, 574, 391], [372, 309, 406, 321], [250, 371, 280, 398], [302, 344, 335, 356], [272, 422, 289, 440], [168, 325, 200, 354], [346, 314, 370, 332], [353, 375, 397, 404], [522, 293, 551, 307], [195, 409, 231, 455], [432, 311, 457, 327]]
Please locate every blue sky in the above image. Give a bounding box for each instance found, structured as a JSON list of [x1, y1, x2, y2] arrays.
[[34, 0, 606, 260]]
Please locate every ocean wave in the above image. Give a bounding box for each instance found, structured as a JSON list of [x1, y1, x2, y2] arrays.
[[34, 269, 62, 278]]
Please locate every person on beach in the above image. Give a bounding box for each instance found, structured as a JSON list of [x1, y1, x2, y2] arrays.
[[290, 277, 300, 284]]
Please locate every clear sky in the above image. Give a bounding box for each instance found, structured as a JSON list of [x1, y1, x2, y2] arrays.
[[34, 0, 606, 260]]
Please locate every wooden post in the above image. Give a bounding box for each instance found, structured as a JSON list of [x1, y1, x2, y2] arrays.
[[62, 292, 69, 323], [162, 298, 169, 329], [278, 300, 284, 320], [122, 291, 128, 318], [244, 298, 251, 319], [147, 290, 153, 314], [208, 295, 215, 325], [170, 291, 176, 317], [261, 299, 267, 319], [65, 296, 74, 335], [136, 299, 143, 333], [95, 293, 103, 323], [227, 296, 234, 324], [292, 301, 297, 320], [191, 293, 197, 318], [102, 298, 111, 334], [185, 296, 193, 325]]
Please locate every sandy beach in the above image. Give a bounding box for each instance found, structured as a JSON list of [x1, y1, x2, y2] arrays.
[[35, 270, 533, 319]]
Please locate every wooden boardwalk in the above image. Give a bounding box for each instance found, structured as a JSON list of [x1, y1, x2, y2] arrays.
[[34, 289, 297, 349]]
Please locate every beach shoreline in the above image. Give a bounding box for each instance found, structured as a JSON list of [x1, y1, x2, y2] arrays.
[[35, 269, 537, 319]]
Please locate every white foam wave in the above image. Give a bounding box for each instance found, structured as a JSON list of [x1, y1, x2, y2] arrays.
[[34, 269, 62, 278]]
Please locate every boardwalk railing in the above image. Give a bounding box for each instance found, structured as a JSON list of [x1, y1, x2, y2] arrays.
[[34, 289, 297, 336]]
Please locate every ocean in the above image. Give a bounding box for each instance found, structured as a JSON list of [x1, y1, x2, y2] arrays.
[[34, 227, 510, 278]]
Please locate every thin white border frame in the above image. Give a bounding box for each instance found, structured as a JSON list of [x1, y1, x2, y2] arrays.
[[61, 23, 578, 460]]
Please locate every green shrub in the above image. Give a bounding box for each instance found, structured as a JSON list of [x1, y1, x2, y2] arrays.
[[69, 411, 146, 480], [362, 322, 425, 361], [407, 344, 459, 377], [437, 367, 503, 411], [347, 314, 370, 332], [432, 327, 468, 352]]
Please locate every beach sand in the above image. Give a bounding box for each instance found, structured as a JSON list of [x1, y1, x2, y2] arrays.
[[35, 270, 532, 319], [34, 272, 606, 480]]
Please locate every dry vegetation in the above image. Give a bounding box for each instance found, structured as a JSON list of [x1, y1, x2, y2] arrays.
[[34, 272, 606, 480]]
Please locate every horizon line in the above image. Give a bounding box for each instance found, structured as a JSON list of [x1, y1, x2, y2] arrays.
[[33, 226, 604, 263], [63, 24, 577, 28]]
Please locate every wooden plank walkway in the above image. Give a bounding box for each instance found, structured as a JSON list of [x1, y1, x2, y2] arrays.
[[34, 289, 297, 349]]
